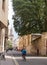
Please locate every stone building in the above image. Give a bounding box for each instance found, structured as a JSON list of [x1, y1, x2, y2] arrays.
[[40, 32, 47, 55], [31, 34, 41, 55], [0, 0, 8, 52], [8, 28, 14, 47], [8, 28, 14, 42], [31, 33, 47, 56], [19, 33, 47, 56], [19, 34, 31, 54]]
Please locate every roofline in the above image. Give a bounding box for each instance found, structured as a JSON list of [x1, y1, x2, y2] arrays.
[[31, 33, 41, 36]]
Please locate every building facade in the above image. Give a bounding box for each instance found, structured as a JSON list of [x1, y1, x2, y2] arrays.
[[19, 33, 47, 56], [0, 0, 8, 52], [8, 28, 14, 47], [8, 28, 14, 41], [19, 34, 31, 54]]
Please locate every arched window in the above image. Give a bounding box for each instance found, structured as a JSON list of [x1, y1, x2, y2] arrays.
[[2, 0, 5, 11]]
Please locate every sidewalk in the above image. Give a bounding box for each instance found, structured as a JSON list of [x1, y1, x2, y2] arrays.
[[0, 56, 15, 65]]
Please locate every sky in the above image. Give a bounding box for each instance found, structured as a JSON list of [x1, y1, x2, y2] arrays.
[[8, 0, 18, 39]]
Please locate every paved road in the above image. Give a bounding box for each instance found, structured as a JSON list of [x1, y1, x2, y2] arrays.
[[6, 50, 47, 65], [0, 58, 15, 65], [4, 55, 47, 65], [16, 58, 47, 65]]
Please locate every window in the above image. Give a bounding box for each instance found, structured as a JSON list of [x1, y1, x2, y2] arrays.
[[2, 0, 5, 11]]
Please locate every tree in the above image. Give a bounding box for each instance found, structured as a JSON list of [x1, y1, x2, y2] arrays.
[[44, 0, 47, 31], [7, 40, 12, 49], [12, 0, 46, 36]]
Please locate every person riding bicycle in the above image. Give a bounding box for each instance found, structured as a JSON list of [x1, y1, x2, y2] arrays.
[[21, 47, 26, 61]]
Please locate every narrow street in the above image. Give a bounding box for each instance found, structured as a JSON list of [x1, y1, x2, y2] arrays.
[[5, 50, 47, 65], [0, 50, 47, 65], [0, 0, 47, 65]]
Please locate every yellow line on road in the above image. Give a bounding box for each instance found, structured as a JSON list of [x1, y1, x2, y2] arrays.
[[5, 56, 19, 65], [12, 57, 19, 65]]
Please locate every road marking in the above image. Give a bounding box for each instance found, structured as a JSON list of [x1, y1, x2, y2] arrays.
[[12, 57, 19, 65], [5, 56, 19, 65], [5, 55, 47, 65]]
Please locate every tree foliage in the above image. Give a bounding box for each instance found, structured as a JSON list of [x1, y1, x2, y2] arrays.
[[7, 40, 12, 48], [12, 0, 47, 36]]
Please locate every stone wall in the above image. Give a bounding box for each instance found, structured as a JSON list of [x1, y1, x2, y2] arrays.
[[0, 0, 8, 52], [40, 32, 47, 55], [19, 33, 47, 55], [0, 0, 8, 27], [19, 35, 32, 54], [0, 27, 2, 51]]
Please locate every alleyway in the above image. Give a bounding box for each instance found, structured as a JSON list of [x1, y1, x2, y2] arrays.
[[0, 50, 47, 65]]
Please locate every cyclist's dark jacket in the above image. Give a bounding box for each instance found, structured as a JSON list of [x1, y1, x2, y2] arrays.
[[21, 49, 26, 55]]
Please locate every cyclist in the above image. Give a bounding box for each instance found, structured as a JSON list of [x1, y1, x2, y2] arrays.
[[21, 47, 26, 61]]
